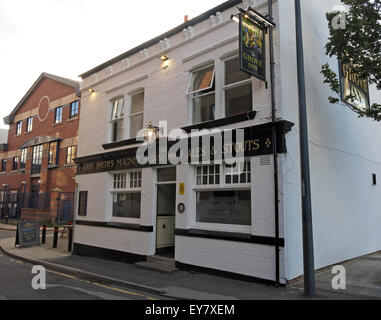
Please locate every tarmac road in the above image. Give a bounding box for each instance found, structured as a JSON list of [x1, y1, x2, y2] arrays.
[[0, 230, 168, 300]]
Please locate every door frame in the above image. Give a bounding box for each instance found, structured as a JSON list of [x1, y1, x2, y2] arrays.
[[154, 166, 177, 254]]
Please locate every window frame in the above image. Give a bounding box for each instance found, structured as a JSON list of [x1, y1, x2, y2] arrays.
[[1, 159, 7, 172], [15, 121, 22, 136], [110, 96, 125, 142], [194, 160, 251, 190], [26, 117, 33, 133], [223, 56, 253, 118], [55, 106, 63, 124], [48, 141, 59, 167], [187, 64, 217, 125], [110, 170, 142, 221], [66, 145, 77, 165], [31, 144, 43, 175], [20, 148, 27, 170], [186, 64, 216, 96], [128, 90, 144, 139], [12, 157, 19, 171], [70, 101, 79, 119], [192, 160, 252, 233]]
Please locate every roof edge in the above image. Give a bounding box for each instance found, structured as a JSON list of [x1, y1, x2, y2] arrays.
[[79, 0, 242, 79], [5, 72, 80, 125]]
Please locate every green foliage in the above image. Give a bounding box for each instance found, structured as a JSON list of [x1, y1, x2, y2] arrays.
[[321, 0, 381, 120]]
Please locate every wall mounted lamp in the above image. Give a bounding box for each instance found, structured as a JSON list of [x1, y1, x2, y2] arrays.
[[144, 121, 159, 144], [159, 55, 169, 62]]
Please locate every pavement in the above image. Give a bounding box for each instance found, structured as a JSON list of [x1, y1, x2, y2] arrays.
[[0, 223, 380, 300]]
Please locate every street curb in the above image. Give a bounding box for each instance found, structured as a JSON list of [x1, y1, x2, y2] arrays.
[[0, 244, 171, 298]]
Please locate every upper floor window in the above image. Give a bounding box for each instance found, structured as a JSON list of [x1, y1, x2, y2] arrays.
[[49, 141, 59, 166], [55, 106, 63, 124], [16, 121, 22, 135], [129, 91, 144, 138], [26, 117, 33, 133], [31, 145, 43, 175], [20, 148, 27, 170], [187, 65, 215, 124], [66, 146, 76, 165], [224, 57, 252, 117], [12, 157, 19, 171], [1, 159, 7, 172], [110, 97, 124, 142], [70, 101, 79, 118]]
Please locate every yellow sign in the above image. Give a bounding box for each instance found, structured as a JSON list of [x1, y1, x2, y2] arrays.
[[179, 183, 185, 195]]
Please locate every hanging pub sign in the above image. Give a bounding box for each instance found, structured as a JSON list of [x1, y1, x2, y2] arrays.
[[339, 61, 370, 110], [239, 15, 266, 81]]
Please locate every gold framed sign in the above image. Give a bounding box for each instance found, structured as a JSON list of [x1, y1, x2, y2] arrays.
[[339, 61, 370, 110]]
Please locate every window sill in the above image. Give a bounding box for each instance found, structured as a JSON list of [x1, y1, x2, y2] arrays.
[[182, 110, 257, 133], [24, 131, 32, 135], [193, 185, 251, 191], [64, 164, 76, 168], [48, 164, 59, 169], [67, 117, 79, 122], [0, 172, 6, 175], [52, 122, 63, 127], [14, 134, 22, 137], [102, 138, 143, 150], [31, 174, 41, 178], [10, 170, 19, 174]]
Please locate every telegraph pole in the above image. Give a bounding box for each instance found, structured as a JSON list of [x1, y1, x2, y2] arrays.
[[294, 0, 316, 297]]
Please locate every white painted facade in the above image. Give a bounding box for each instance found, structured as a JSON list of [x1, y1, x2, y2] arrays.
[[278, 0, 381, 281], [74, 0, 381, 284]]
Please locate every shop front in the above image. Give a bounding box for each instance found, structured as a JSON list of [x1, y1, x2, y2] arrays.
[[73, 120, 293, 283]]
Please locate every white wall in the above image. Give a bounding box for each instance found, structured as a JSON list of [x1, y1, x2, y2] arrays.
[[278, 0, 381, 281]]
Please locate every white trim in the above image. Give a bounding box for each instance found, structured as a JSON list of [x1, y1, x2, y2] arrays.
[[223, 78, 253, 91]]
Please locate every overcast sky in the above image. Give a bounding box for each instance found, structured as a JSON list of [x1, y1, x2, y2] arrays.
[[0, 0, 224, 129]]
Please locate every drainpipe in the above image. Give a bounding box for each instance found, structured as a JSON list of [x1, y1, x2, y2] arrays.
[[268, 0, 280, 286]]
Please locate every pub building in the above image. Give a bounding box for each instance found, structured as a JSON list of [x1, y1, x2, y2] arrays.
[[73, 0, 381, 285], [0, 73, 80, 224]]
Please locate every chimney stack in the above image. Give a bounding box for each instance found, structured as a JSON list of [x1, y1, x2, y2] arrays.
[[184, 15, 189, 22]]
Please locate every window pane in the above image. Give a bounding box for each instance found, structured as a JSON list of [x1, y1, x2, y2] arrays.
[[193, 93, 215, 124], [157, 184, 176, 216], [112, 119, 124, 142], [196, 190, 251, 225], [225, 57, 250, 85], [129, 113, 143, 138], [130, 92, 144, 114], [111, 98, 124, 120], [225, 83, 252, 117], [189, 66, 215, 93], [112, 192, 141, 218], [117, 98, 124, 118]]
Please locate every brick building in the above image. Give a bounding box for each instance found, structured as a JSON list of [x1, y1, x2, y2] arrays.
[[0, 73, 80, 224]]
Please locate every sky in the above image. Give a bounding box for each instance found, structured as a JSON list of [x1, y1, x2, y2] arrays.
[[0, 0, 224, 129]]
